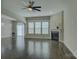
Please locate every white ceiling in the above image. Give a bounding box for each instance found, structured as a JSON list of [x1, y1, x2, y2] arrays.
[[2, 0, 64, 17]]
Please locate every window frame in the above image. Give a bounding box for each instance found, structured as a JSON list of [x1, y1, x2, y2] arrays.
[[26, 17, 50, 35]]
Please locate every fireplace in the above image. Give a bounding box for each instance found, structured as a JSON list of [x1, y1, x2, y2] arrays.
[[51, 31, 59, 41]]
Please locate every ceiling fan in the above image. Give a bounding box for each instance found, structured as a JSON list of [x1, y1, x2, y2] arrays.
[[22, 1, 41, 11]]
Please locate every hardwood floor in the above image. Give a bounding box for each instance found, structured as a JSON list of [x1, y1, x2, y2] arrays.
[[1, 37, 76, 59]]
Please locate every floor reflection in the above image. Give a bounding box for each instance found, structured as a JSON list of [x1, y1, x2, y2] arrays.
[[1, 37, 76, 59], [35, 42, 41, 57], [28, 40, 49, 58], [1, 47, 5, 55], [1, 38, 12, 55], [42, 42, 49, 58], [16, 36, 25, 52], [28, 41, 34, 55]]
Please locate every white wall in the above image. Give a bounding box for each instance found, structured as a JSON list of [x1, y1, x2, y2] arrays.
[[63, 0, 77, 57], [50, 12, 63, 30], [50, 0, 77, 57], [1, 18, 12, 38]]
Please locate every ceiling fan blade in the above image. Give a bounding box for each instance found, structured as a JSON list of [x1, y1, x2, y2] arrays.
[[33, 8, 41, 11], [31, 1, 34, 6], [29, 1, 34, 6], [32, 6, 41, 8]]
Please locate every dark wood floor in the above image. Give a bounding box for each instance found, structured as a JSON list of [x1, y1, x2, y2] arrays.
[[1, 37, 76, 59]]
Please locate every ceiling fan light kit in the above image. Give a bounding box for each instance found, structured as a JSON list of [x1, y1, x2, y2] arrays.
[[28, 8, 32, 11], [22, 0, 41, 12]]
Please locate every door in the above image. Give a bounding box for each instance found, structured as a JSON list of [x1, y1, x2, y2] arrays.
[[17, 23, 24, 36]]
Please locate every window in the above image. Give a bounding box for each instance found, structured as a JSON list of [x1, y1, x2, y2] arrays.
[[42, 22, 48, 34], [28, 22, 34, 34], [35, 22, 41, 34], [28, 21, 49, 34]]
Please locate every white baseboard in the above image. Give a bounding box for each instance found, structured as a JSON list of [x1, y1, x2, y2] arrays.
[[25, 37, 51, 40], [59, 41, 77, 58], [64, 42, 77, 58], [59, 40, 64, 43]]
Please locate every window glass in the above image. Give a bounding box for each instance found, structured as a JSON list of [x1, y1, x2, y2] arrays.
[[28, 21, 49, 34], [35, 22, 41, 34], [42, 22, 48, 34], [28, 22, 34, 34]]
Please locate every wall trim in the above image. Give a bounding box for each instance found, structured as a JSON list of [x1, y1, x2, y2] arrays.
[[63, 42, 77, 58], [25, 37, 51, 40], [59, 41, 76, 58]]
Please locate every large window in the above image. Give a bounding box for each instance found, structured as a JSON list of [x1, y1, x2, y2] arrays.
[[28, 21, 49, 34]]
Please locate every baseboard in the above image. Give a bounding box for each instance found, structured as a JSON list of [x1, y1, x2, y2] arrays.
[[63, 42, 77, 58], [59, 40, 64, 43], [25, 37, 51, 40], [59, 41, 76, 58]]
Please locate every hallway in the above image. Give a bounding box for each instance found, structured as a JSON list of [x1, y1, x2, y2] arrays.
[[1, 37, 76, 59]]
